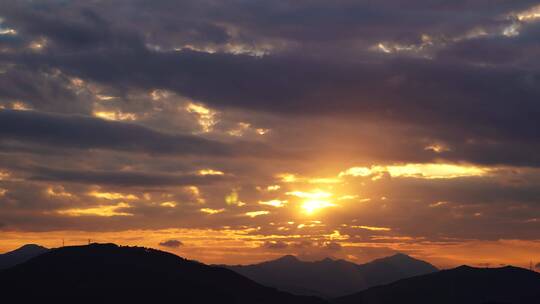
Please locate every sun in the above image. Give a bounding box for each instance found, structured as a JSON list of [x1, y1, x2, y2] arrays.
[[301, 199, 335, 214]]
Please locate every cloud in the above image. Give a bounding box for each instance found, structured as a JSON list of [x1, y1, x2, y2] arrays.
[[29, 166, 225, 187], [159, 239, 183, 248], [0, 110, 274, 158], [536, 262, 540, 271], [263, 240, 288, 250], [324, 241, 342, 251]]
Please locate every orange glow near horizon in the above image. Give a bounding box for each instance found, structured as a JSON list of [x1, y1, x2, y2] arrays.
[[0, 229, 539, 270]]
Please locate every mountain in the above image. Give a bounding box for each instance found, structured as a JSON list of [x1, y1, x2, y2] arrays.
[[222, 253, 438, 298], [0, 244, 49, 269], [0, 243, 327, 304], [335, 265, 540, 304]]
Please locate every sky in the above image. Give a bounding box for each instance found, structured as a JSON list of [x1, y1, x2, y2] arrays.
[[0, 0, 540, 270]]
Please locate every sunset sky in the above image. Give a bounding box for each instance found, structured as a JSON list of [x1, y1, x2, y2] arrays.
[[1, 0, 540, 270]]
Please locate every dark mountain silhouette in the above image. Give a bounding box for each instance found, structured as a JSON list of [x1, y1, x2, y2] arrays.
[[0, 244, 49, 269], [335, 265, 540, 304], [0, 243, 327, 304], [222, 253, 438, 297]]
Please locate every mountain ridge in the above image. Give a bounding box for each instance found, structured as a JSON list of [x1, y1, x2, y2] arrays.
[[222, 252, 438, 298], [0, 243, 49, 270], [335, 264, 540, 304], [0, 243, 327, 304]]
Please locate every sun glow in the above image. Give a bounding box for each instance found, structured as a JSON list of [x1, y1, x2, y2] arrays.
[[301, 199, 335, 214], [286, 190, 336, 215]]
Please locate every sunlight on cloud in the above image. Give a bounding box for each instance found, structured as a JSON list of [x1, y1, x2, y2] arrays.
[[0, 170, 11, 180], [339, 167, 372, 177], [11, 101, 32, 111], [56, 202, 133, 217], [88, 190, 139, 200], [150, 89, 171, 101], [186, 102, 217, 133], [337, 195, 360, 201], [96, 94, 117, 101], [225, 188, 245, 206], [93, 111, 137, 121], [277, 173, 340, 185], [374, 35, 433, 56], [340, 163, 489, 179], [160, 201, 177, 208], [301, 199, 336, 215], [245, 211, 270, 218], [286, 190, 336, 214], [187, 186, 205, 204], [266, 185, 280, 191], [200, 208, 225, 215], [256, 128, 270, 135], [198, 169, 225, 176], [227, 122, 251, 137], [307, 177, 342, 184], [351, 225, 391, 231], [286, 190, 332, 199], [424, 143, 450, 153], [0, 26, 16, 35], [502, 23, 520, 37], [46, 186, 73, 198], [429, 201, 449, 208], [277, 173, 298, 183], [259, 199, 287, 208], [28, 37, 48, 51], [516, 5, 540, 22]]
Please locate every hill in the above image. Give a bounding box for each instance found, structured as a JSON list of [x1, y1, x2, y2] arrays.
[[0, 244, 49, 269], [0, 243, 327, 304], [335, 265, 540, 304], [223, 253, 437, 297]]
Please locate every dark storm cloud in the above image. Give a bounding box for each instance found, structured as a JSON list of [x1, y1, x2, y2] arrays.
[[0, 68, 92, 113], [28, 166, 224, 187], [3, 0, 535, 48], [0, 0, 144, 50], [159, 239, 183, 248], [0, 0, 539, 160], [0, 110, 274, 158], [16, 47, 538, 145]]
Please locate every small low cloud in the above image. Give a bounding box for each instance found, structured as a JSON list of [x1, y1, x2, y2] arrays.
[[263, 240, 288, 250], [324, 241, 342, 251], [159, 239, 183, 248]]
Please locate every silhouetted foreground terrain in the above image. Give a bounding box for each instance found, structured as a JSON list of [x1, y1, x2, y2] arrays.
[[335, 265, 540, 304], [0, 244, 48, 270], [0, 243, 325, 304], [1, 244, 539, 304], [223, 253, 437, 297]]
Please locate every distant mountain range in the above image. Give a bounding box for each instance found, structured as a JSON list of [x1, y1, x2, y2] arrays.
[[222, 253, 438, 297], [0, 243, 325, 304], [0, 244, 48, 269], [335, 265, 540, 304], [1, 244, 539, 304]]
